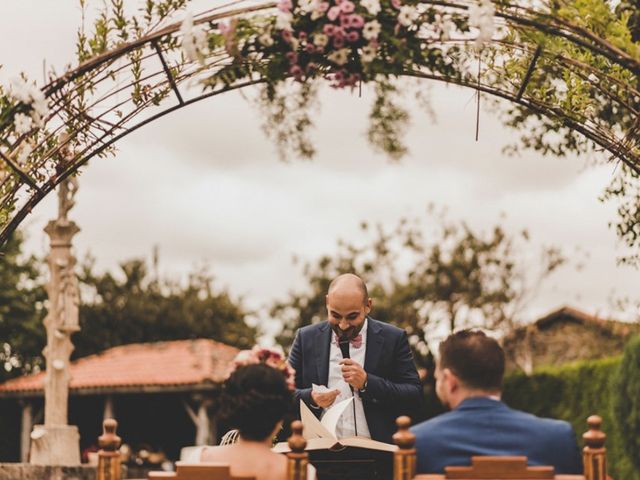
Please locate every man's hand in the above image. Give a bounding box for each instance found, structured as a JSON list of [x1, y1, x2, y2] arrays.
[[311, 389, 340, 408], [340, 359, 367, 390]]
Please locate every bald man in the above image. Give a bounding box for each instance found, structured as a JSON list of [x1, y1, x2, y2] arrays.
[[288, 274, 422, 443]]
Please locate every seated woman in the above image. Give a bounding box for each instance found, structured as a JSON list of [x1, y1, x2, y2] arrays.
[[200, 347, 313, 480]]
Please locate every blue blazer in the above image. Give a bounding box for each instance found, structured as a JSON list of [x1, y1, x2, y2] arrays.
[[411, 397, 583, 474], [288, 317, 423, 443]]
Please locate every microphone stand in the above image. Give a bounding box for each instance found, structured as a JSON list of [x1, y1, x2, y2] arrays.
[[339, 337, 358, 437]]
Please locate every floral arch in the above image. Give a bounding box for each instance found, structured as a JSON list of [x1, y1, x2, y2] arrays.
[[0, 0, 638, 250]]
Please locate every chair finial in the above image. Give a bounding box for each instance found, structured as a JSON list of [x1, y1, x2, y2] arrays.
[[393, 416, 415, 450], [583, 415, 606, 449], [99, 418, 122, 452], [288, 420, 307, 453]]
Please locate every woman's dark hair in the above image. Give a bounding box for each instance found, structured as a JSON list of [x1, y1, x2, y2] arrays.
[[217, 363, 293, 441]]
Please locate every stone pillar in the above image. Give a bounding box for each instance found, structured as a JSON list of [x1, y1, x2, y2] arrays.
[[30, 178, 82, 466], [184, 395, 214, 445], [20, 400, 33, 463]]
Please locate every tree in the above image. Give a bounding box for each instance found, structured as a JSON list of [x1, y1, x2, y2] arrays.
[[73, 254, 257, 358], [0, 231, 46, 383], [272, 207, 566, 368]]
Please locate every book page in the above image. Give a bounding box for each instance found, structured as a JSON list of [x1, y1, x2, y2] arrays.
[[300, 400, 336, 440], [319, 397, 353, 438]]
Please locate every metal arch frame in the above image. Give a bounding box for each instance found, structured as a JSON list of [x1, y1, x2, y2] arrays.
[[1, 0, 639, 246]]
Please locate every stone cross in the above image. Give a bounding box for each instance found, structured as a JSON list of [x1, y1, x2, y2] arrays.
[[29, 177, 82, 466]]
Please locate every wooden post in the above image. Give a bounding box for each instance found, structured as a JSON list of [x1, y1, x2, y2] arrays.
[[97, 418, 122, 480], [393, 416, 416, 480], [286, 420, 308, 480], [582, 415, 607, 480]]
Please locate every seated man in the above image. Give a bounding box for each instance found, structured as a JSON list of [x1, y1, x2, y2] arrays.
[[411, 330, 583, 475]]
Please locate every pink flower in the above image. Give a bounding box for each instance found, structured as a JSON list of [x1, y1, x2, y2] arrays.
[[340, 0, 355, 13], [289, 64, 304, 80], [333, 26, 345, 38], [346, 31, 359, 42], [278, 0, 293, 11], [286, 51, 299, 64], [334, 70, 345, 82], [340, 14, 351, 28], [307, 62, 318, 73], [349, 14, 365, 29], [281, 29, 293, 42], [335, 0, 343, 4], [305, 43, 315, 53], [327, 6, 341, 21], [333, 36, 345, 48], [391, 0, 401, 8], [323, 24, 336, 35], [299, 31, 308, 40], [318, 2, 330, 12]]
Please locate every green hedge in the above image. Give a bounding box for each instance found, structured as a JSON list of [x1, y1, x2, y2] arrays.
[[503, 354, 638, 480]]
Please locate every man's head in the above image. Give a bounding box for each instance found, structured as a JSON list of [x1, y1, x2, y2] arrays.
[[435, 330, 505, 410], [326, 273, 372, 339]]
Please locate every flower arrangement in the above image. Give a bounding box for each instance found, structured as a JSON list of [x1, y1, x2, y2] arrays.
[[232, 346, 296, 391]]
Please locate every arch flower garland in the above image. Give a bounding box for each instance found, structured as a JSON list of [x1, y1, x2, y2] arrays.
[[0, 0, 638, 259]]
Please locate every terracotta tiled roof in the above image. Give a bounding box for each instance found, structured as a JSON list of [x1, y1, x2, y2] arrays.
[[0, 339, 239, 396]]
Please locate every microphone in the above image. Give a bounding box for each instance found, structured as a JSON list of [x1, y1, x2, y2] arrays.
[[338, 335, 350, 360], [338, 334, 358, 436]]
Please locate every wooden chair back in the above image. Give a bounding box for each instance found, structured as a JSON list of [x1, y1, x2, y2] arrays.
[[391, 415, 609, 480]]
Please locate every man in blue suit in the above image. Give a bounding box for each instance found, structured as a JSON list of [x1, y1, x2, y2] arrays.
[[288, 273, 422, 443], [411, 330, 583, 474]]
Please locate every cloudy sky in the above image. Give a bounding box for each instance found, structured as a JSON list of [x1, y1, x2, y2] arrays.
[[1, 1, 638, 341]]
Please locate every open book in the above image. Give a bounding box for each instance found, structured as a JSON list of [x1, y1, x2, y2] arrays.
[[273, 398, 397, 453]]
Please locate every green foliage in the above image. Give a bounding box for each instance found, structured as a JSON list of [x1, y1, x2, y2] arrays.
[[612, 335, 640, 471], [272, 207, 566, 366], [74, 254, 257, 358], [0, 231, 47, 383], [503, 356, 639, 480]]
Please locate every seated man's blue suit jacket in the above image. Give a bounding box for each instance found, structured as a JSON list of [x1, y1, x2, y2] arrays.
[[288, 317, 422, 443], [411, 397, 583, 474]]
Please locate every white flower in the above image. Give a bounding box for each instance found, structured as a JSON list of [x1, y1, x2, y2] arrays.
[[299, 0, 319, 14], [276, 10, 293, 30], [360, 0, 381, 16], [397, 5, 419, 27], [362, 20, 381, 40], [313, 33, 329, 48], [327, 48, 350, 66], [435, 13, 456, 41], [361, 44, 377, 63], [14, 113, 33, 135], [9, 77, 49, 127], [180, 12, 209, 64], [17, 143, 33, 166], [9, 77, 34, 104], [468, 0, 495, 47], [259, 32, 275, 46]]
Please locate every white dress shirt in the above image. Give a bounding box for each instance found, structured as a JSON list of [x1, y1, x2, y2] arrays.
[[325, 318, 371, 439]]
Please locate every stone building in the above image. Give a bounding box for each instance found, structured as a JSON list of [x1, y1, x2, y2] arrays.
[[502, 306, 640, 374]]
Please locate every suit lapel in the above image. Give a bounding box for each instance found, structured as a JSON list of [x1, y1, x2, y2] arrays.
[[315, 322, 332, 385], [364, 318, 385, 373]]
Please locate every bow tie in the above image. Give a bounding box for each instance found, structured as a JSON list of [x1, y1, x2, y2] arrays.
[[333, 333, 363, 349]]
